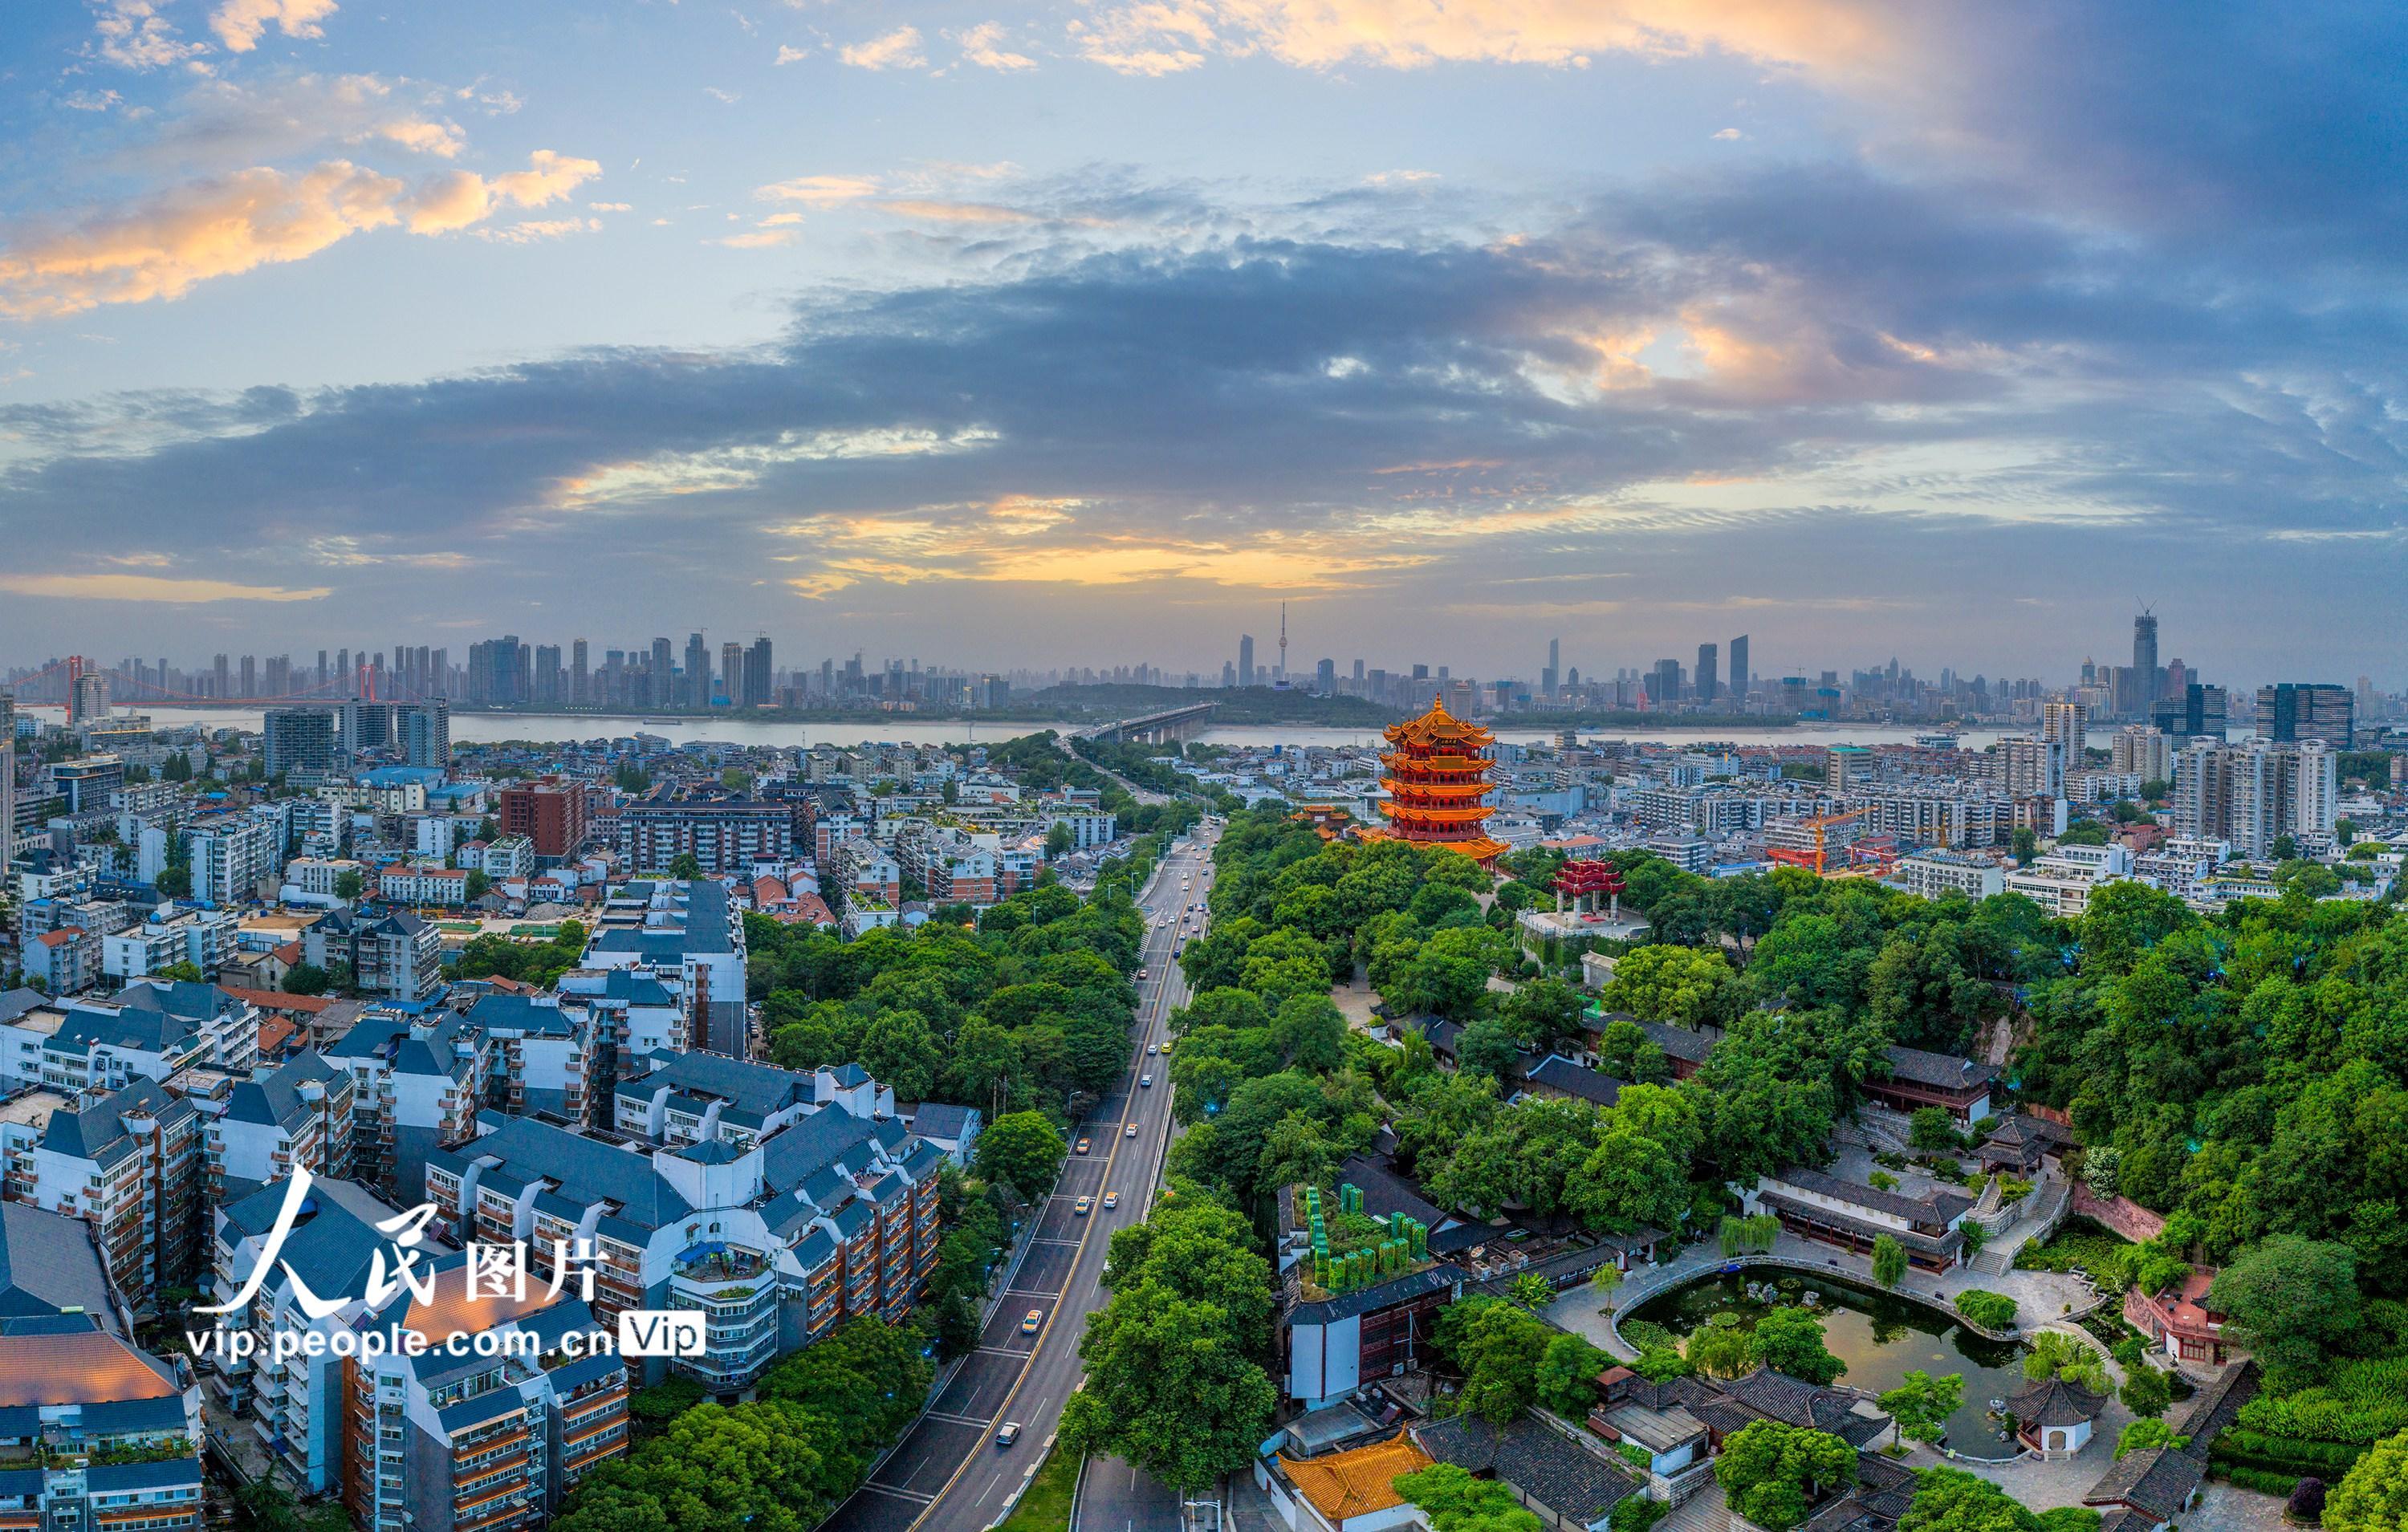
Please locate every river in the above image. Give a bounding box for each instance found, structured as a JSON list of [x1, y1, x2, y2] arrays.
[[24, 704, 2177, 754]]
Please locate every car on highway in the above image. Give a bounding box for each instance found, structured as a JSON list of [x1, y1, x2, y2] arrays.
[[1021, 1310, 1043, 1334], [1140, 1073, 1153, 1087], [1074, 1195, 1092, 1216], [1147, 1042, 1157, 1055], [1125, 1122, 1138, 1138], [1074, 1136, 1090, 1155], [1137, 967, 1148, 980], [1104, 1191, 1119, 1209], [996, 1422, 1022, 1449]]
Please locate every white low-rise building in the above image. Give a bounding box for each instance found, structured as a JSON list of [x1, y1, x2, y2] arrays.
[[1893, 849, 2005, 901]]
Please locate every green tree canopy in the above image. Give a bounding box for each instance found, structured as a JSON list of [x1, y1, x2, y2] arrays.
[[2207, 1236, 2361, 1390], [1896, 1468, 2042, 1532], [1747, 1306, 1846, 1387], [2327, 1426, 2408, 1532], [1060, 1195, 1279, 1491], [974, 1111, 1067, 1201], [1714, 1421, 1857, 1532]]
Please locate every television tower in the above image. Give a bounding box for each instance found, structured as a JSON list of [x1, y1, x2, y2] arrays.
[[1278, 602, 1287, 684]]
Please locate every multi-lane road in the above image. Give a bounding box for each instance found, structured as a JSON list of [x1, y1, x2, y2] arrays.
[[822, 826, 1218, 1532]]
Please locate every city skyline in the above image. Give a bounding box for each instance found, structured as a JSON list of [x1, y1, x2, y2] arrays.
[[3, 2, 2406, 676], [2, 604, 2386, 707]]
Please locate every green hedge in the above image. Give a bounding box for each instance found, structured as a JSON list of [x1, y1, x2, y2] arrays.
[[2236, 1358, 2408, 1445], [2211, 1431, 2367, 1477], [2206, 1464, 2302, 1493]]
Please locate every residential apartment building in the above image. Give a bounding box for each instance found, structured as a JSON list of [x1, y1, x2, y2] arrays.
[[263, 706, 342, 778], [829, 839, 902, 905], [616, 799, 794, 875], [0, 1075, 205, 1302], [1999, 735, 2064, 799], [1853, 789, 2007, 848], [284, 856, 368, 900], [464, 994, 598, 1124], [187, 810, 282, 908], [428, 1052, 940, 1394], [26, 928, 100, 996], [1039, 807, 1118, 850], [0, 1312, 204, 1532], [893, 825, 1000, 906], [477, 836, 536, 881], [2111, 725, 2170, 783], [49, 981, 262, 1093], [100, 908, 238, 982], [2133, 838, 2227, 903], [576, 881, 748, 1057], [307, 908, 442, 1002], [0, 991, 66, 1094], [496, 781, 591, 862], [378, 864, 473, 907], [1892, 850, 2005, 901], [342, 1286, 624, 1532], [182, 1048, 356, 1201], [203, 1175, 631, 1519], [2174, 739, 2337, 857], [554, 967, 687, 1085], [324, 1012, 486, 1201]]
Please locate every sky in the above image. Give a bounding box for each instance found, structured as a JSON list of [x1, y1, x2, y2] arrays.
[[1, 0, 2404, 687]]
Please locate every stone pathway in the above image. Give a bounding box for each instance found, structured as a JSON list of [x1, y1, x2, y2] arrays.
[[1658, 1478, 1727, 1532], [2187, 1484, 2290, 1532], [1547, 1226, 2097, 1360], [1332, 977, 1382, 1034]]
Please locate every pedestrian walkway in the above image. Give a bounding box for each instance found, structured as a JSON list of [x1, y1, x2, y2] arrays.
[[1550, 1225, 2097, 1359], [1657, 1478, 1727, 1532]]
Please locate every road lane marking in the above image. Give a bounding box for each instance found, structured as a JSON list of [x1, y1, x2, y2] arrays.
[[896, 861, 1202, 1532], [861, 1485, 938, 1505]]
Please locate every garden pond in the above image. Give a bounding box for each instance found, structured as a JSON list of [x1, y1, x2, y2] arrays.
[[1625, 1270, 2030, 1460]]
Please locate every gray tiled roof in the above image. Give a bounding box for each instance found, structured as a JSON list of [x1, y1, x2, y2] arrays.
[[1880, 1044, 1999, 1091], [82, 1457, 203, 1491], [42, 1079, 192, 1168], [1631, 1018, 1714, 1063], [222, 1050, 344, 1129], [1719, 1367, 1891, 1448], [2007, 1376, 2105, 1427], [912, 1103, 977, 1140], [216, 1176, 425, 1299], [446, 1115, 694, 1233], [0, 1202, 116, 1329], [1413, 1414, 1641, 1525], [1526, 1055, 1626, 1107], [618, 1051, 816, 1124], [466, 993, 576, 1037], [2085, 1446, 2203, 1521], [1768, 1167, 1975, 1226]]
